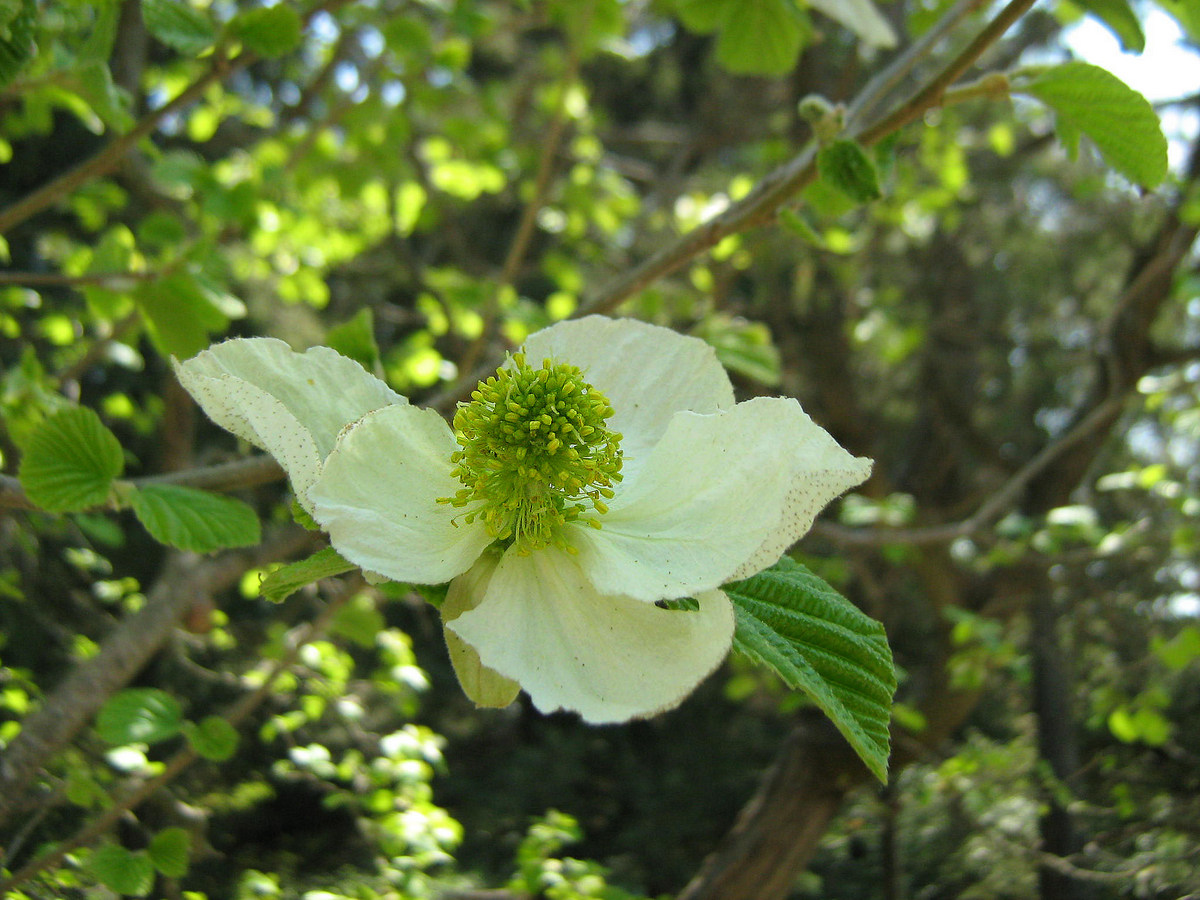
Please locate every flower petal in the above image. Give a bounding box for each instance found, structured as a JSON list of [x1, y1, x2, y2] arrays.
[[521, 317, 734, 480], [448, 546, 734, 723], [175, 337, 406, 462], [571, 397, 869, 599], [442, 551, 520, 709], [179, 371, 326, 507], [727, 406, 872, 581], [308, 405, 494, 584]]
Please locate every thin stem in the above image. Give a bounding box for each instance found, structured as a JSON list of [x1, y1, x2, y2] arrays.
[[0, 581, 357, 895], [576, 0, 1035, 319], [0, 455, 285, 511], [452, 36, 585, 394], [0, 0, 355, 236]]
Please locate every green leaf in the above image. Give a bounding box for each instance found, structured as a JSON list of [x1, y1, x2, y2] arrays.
[[674, 0, 733, 32], [817, 139, 883, 204], [326, 307, 382, 375], [88, 845, 156, 897], [1072, 0, 1145, 52], [331, 594, 386, 648], [18, 407, 125, 512], [183, 715, 239, 761], [714, 0, 806, 75], [259, 546, 357, 603], [0, 0, 35, 88], [129, 484, 261, 553], [228, 4, 303, 58], [779, 207, 826, 248], [135, 272, 231, 360], [694, 314, 782, 386], [1019, 62, 1167, 188], [142, 0, 216, 55], [96, 688, 184, 746], [726, 556, 896, 783], [807, 0, 897, 47], [148, 827, 191, 878]]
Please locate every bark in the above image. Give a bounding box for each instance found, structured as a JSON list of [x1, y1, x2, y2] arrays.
[[0, 530, 315, 832]]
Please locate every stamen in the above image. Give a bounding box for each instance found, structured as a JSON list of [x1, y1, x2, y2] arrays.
[[437, 352, 623, 554]]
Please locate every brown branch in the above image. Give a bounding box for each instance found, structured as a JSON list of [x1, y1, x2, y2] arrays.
[[0, 455, 284, 512], [0, 527, 315, 832], [0, 0, 356, 237], [0, 554, 349, 893]]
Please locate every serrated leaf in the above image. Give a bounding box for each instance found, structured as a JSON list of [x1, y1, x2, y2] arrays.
[[726, 557, 896, 783], [148, 827, 191, 878], [96, 688, 184, 746], [183, 715, 239, 761], [807, 0, 897, 47], [714, 0, 806, 75], [259, 546, 357, 603], [88, 845, 156, 897], [18, 407, 124, 512], [129, 484, 261, 553], [228, 4, 302, 58], [1019, 62, 1167, 187], [142, 0, 216, 55], [0, 0, 35, 88], [1074, 0, 1145, 52], [326, 308, 382, 375], [135, 272, 231, 360], [817, 139, 882, 204]]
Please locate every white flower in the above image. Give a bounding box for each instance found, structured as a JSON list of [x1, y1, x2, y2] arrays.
[[177, 316, 871, 723]]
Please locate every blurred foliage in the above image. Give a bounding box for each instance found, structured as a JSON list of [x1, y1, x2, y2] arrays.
[[2, 0, 1200, 898]]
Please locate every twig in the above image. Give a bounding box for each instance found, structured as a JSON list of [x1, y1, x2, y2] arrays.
[[0, 455, 285, 512], [812, 395, 1128, 547], [0, 570, 354, 894], [452, 33, 586, 394], [0, 0, 355, 236]]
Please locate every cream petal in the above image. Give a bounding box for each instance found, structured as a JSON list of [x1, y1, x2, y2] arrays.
[[572, 397, 870, 599], [521, 317, 735, 480], [448, 546, 734, 723], [175, 337, 406, 461], [180, 371, 325, 508], [442, 552, 520, 709], [308, 405, 494, 584], [727, 409, 872, 581]]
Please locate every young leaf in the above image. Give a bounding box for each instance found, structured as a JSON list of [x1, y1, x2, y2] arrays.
[[817, 139, 883, 204], [129, 484, 261, 553], [1018, 62, 1167, 188], [135, 272, 231, 360], [807, 0, 897, 48], [142, 0, 216, 55], [259, 546, 357, 603], [714, 0, 806, 76], [18, 407, 125, 512], [0, 0, 36, 88], [96, 688, 184, 746], [1073, 0, 1145, 53], [726, 556, 896, 783], [326, 307, 382, 375], [148, 827, 191, 878], [228, 5, 303, 58], [87, 845, 156, 897], [183, 715, 239, 761]]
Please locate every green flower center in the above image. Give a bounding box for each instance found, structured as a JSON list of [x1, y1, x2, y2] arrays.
[[438, 352, 623, 554]]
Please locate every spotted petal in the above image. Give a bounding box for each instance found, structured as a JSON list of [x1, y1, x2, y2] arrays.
[[175, 338, 406, 506], [309, 405, 494, 584], [448, 545, 735, 723], [522, 317, 735, 481]]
